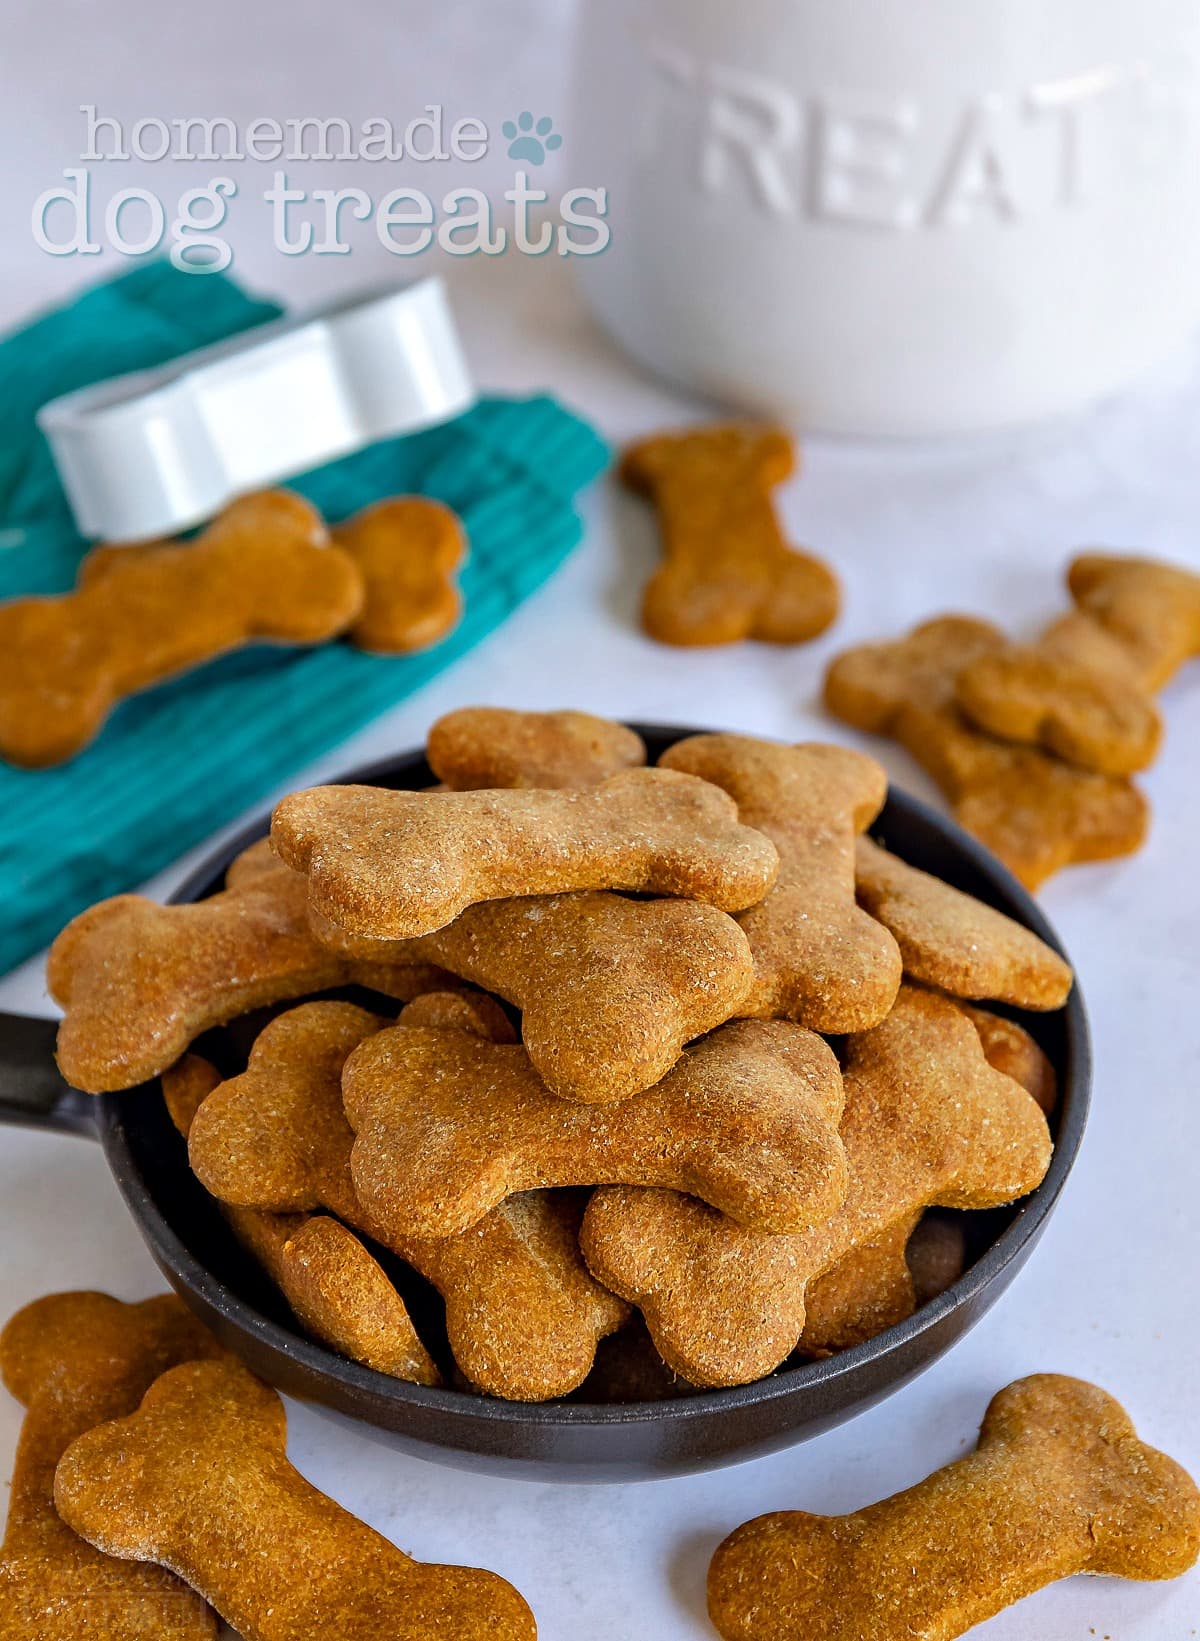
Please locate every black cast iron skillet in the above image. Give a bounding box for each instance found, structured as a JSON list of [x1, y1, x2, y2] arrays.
[[0, 725, 1090, 1481]]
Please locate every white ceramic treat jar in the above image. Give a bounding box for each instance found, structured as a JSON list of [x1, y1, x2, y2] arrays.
[[572, 0, 1200, 435]]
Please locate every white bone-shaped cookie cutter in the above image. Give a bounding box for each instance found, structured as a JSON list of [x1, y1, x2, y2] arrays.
[[38, 276, 475, 543]]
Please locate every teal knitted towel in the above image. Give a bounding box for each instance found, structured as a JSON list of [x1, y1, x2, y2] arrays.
[[0, 265, 609, 974]]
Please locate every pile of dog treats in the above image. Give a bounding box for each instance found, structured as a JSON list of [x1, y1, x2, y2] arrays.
[[0, 488, 465, 767], [13, 704, 1200, 1641], [824, 553, 1200, 888], [47, 705, 1074, 1401]]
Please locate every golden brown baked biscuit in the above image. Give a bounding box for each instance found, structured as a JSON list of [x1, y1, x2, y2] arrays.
[[621, 424, 839, 646], [708, 1375, 1200, 1641], [54, 1358, 537, 1641], [0, 491, 363, 767]]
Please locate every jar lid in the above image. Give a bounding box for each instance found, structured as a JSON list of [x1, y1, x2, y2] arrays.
[[37, 276, 474, 542]]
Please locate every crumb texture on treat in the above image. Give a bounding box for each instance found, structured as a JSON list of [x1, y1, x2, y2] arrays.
[[661, 735, 901, 1031], [427, 706, 646, 790], [707, 1374, 1200, 1641], [271, 767, 780, 939], [582, 988, 1052, 1386], [344, 1017, 847, 1242], [54, 1358, 538, 1641], [620, 424, 839, 646], [0, 1291, 223, 1640]]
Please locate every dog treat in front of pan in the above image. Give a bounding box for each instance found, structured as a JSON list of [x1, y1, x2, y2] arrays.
[[0, 1291, 223, 1640], [332, 497, 465, 654], [0, 490, 363, 768], [660, 735, 901, 1031], [620, 424, 839, 646], [272, 767, 780, 939], [163, 1053, 441, 1387], [46, 855, 456, 1094], [954, 610, 1163, 776], [312, 888, 756, 1103], [707, 1374, 1200, 1641], [825, 615, 1148, 887], [427, 706, 647, 790], [188, 1000, 627, 1400], [854, 836, 1072, 1008], [581, 987, 1051, 1386], [54, 1358, 537, 1641], [343, 1018, 848, 1242]]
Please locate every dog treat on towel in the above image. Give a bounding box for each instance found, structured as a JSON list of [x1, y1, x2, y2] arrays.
[[955, 611, 1163, 776], [854, 836, 1072, 1008], [272, 767, 780, 939], [427, 707, 646, 790], [659, 735, 901, 1031], [344, 1018, 847, 1242], [188, 1001, 626, 1400], [581, 988, 1051, 1385], [620, 425, 839, 646], [707, 1374, 1200, 1641], [0, 1291, 222, 1640], [47, 864, 454, 1094], [163, 1053, 439, 1387], [313, 890, 756, 1103], [825, 615, 1148, 887], [1069, 552, 1200, 691], [0, 490, 363, 768], [962, 1004, 1058, 1115], [54, 1358, 537, 1641], [332, 497, 464, 654]]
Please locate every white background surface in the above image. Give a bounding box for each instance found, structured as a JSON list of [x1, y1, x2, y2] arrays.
[[2, 4, 1200, 1637]]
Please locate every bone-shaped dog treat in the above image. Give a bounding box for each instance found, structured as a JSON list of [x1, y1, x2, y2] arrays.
[[0, 1291, 222, 1640], [188, 1000, 627, 1399], [660, 735, 901, 1031], [1070, 551, 1200, 691], [620, 425, 840, 646], [707, 1374, 1200, 1641], [955, 610, 1163, 775], [163, 1053, 440, 1386], [427, 706, 647, 790], [797, 1216, 918, 1358], [825, 615, 1148, 887], [345, 1017, 847, 1241], [331, 497, 465, 653], [0, 490, 363, 768], [961, 1003, 1058, 1115], [581, 988, 1051, 1385], [314, 890, 756, 1103], [54, 1358, 537, 1641], [48, 863, 455, 1094], [272, 766, 781, 939], [854, 836, 1072, 1008]]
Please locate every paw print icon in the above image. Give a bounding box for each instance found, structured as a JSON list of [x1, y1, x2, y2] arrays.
[[504, 113, 563, 166]]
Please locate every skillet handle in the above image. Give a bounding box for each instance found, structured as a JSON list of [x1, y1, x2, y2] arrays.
[[0, 1013, 97, 1138]]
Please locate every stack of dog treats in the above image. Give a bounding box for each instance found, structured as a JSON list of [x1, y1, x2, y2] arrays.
[[48, 707, 1072, 1402], [825, 552, 1200, 888]]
